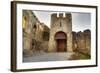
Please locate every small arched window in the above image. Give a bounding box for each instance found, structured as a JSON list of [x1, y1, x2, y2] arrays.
[[33, 25, 37, 29]]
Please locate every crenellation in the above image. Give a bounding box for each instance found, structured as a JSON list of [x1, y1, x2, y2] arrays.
[[59, 13, 63, 18], [51, 13, 57, 27]]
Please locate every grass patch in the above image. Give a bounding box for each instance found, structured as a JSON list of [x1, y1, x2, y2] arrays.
[[69, 52, 91, 60], [79, 54, 90, 59]]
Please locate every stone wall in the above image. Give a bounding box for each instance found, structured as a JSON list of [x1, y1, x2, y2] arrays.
[[72, 29, 91, 55], [23, 10, 50, 56], [23, 10, 33, 52]]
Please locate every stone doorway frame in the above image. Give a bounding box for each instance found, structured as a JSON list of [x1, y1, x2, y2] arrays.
[[55, 31, 67, 52]]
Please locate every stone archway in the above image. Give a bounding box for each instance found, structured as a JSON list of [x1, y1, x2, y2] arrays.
[[55, 31, 67, 52]]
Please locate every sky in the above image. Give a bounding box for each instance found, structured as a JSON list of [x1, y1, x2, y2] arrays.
[[33, 11, 91, 32]]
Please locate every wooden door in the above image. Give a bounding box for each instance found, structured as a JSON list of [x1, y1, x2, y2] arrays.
[[57, 39, 66, 52], [55, 31, 67, 52]]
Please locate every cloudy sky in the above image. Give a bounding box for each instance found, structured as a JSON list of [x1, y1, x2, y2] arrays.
[[33, 11, 91, 32]]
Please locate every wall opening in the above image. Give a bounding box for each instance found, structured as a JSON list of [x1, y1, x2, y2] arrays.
[[55, 31, 67, 52]]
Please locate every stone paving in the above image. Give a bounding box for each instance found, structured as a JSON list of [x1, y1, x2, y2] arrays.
[[23, 52, 73, 62]]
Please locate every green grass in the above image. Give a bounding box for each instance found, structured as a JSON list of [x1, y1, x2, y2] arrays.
[[79, 54, 90, 59], [69, 52, 91, 60]]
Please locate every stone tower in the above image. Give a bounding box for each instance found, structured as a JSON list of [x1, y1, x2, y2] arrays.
[[48, 13, 73, 52]]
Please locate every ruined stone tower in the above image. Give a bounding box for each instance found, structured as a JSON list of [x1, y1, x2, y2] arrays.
[[48, 13, 73, 52]]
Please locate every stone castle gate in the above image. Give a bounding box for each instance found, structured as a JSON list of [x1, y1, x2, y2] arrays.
[[48, 13, 73, 52]]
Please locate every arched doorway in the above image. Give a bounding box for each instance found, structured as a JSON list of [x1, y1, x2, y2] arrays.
[[55, 31, 67, 52]]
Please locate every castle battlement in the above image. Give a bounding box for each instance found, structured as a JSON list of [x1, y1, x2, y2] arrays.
[[51, 13, 72, 28], [51, 13, 71, 18]]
